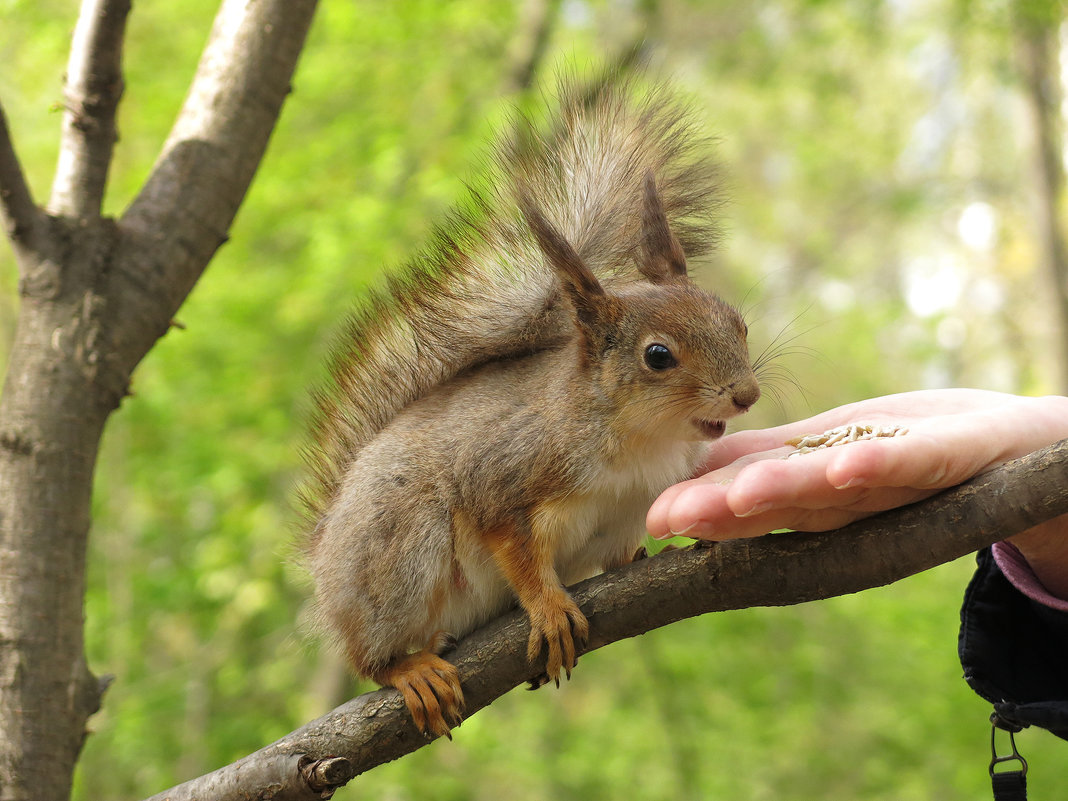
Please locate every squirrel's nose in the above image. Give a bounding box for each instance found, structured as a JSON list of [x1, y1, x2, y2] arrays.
[[730, 377, 760, 413]]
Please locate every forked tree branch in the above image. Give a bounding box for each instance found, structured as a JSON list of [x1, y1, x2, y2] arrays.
[[114, 0, 318, 372], [0, 98, 41, 256], [0, 5, 319, 800], [144, 438, 1068, 801], [49, 0, 131, 219]]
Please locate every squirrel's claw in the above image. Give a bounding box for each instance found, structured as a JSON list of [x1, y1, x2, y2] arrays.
[[527, 672, 551, 691], [525, 592, 589, 689], [628, 543, 678, 564], [376, 649, 464, 739]]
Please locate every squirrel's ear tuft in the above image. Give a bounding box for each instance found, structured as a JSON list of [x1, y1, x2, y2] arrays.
[[639, 171, 688, 283], [519, 194, 607, 334]]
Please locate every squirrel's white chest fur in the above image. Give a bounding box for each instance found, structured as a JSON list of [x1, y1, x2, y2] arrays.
[[438, 437, 707, 637], [549, 436, 708, 582]]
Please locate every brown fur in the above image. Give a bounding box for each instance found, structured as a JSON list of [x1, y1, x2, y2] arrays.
[[303, 76, 758, 737], [300, 76, 721, 537]]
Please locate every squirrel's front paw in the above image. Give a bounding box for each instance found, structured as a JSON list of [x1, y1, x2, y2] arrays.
[[375, 648, 464, 739], [525, 591, 589, 689]]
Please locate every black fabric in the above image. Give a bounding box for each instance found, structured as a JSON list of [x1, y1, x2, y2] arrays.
[[959, 548, 1068, 740], [990, 771, 1028, 801]]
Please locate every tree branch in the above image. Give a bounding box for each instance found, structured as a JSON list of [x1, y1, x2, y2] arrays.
[[117, 0, 318, 350], [48, 0, 131, 219], [2, 6, 318, 799], [144, 437, 1068, 801], [0, 98, 41, 256]]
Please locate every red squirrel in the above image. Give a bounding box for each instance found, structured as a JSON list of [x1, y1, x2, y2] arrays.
[[302, 77, 759, 737]]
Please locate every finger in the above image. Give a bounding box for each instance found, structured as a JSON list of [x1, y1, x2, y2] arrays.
[[822, 412, 1027, 492], [822, 431, 959, 491], [689, 429, 1004, 536], [677, 502, 868, 540], [647, 480, 694, 538], [702, 388, 1019, 473], [662, 478, 791, 539], [666, 471, 940, 540], [701, 400, 908, 471], [722, 411, 1014, 515], [654, 479, 730, 539], [660, 441, 918, 538], [648, 449, 788, 537], [701, 428, 800, 470], [658, 393, 1068, 541], [723, 448, 851, 517]]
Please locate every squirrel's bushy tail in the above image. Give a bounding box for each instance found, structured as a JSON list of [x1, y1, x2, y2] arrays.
[[301, 74, 722, 543]]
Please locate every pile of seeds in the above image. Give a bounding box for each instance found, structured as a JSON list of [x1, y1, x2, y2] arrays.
[[783, 423, 909, 458]]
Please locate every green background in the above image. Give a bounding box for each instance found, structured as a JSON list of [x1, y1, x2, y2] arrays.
[[1, 1, 1065, 798]]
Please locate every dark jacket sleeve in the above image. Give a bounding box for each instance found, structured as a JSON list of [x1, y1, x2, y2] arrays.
[[959, 547, 1068, 740]]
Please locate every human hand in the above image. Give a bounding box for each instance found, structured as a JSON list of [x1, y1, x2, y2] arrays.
[[647, 389, 1068, 596]]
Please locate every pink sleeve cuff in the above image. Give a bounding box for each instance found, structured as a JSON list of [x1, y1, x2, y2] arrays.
[[992, 541, 1068, 612]]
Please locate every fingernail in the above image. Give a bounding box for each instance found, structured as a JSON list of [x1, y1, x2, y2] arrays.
[[738, 501, 772, 518], [665, 522, 697, 538], [833, 477, 865, 490]]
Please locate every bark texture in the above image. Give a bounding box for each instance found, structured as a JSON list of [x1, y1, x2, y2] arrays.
[[143, 438, 1068, 801], [49, 0, 131, 220], [0, 2, 318, 800]]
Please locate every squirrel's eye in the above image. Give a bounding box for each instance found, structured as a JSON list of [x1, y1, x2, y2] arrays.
[[643, 343, 677, 371]]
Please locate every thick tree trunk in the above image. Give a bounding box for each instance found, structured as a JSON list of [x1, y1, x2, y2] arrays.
[[0, 2, 318, 799], [0, 217, 119, 801]]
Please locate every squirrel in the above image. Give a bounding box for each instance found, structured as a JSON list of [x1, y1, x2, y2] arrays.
[[301, 76, 760, 738]]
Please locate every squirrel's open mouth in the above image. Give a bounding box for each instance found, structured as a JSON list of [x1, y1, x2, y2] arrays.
[[693, 419, 726, 439]]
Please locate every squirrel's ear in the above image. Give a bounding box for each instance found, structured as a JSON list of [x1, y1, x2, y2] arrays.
[[520, 195, 607, 333], [639, 171, 688, 282]]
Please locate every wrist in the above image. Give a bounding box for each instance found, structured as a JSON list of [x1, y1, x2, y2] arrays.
[[1005, 515, 1068, 602]]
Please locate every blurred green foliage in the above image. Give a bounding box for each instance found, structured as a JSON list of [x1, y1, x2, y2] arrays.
[[1, 1, 1066, 799]]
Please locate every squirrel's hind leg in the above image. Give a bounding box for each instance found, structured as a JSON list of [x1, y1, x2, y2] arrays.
[[370, 638, 464, 739]]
